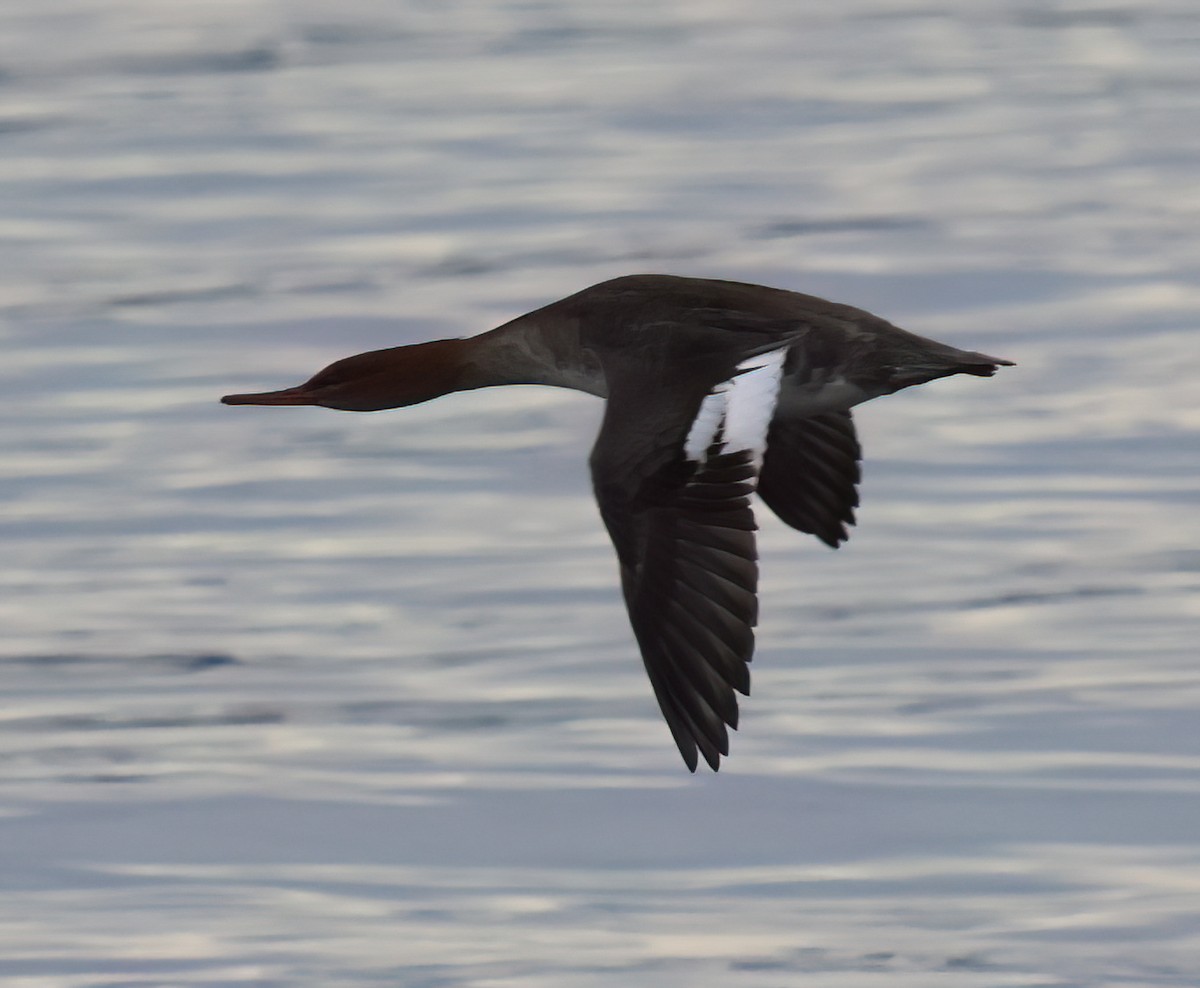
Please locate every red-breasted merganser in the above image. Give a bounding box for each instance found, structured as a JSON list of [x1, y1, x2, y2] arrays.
[[223, 274, 1012, 772]]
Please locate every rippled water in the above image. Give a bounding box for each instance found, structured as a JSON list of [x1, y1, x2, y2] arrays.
[[2, 1, 1198, 984]]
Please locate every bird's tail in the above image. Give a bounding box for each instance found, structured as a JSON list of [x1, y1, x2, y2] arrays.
[[889, 343, 1014, 388]]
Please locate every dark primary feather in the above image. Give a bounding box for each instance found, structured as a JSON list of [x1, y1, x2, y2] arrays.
[[596, 445, 760, 772], [757, 410, 862, 548]]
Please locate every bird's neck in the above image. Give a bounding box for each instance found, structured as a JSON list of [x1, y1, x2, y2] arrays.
[[458, 313, 604, 397]]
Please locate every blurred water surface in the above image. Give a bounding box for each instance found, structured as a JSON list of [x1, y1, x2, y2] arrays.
[[1, 1, 1198, 985]]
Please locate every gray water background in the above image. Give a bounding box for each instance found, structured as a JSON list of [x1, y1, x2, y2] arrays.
[[1, 1, 1198, 985]]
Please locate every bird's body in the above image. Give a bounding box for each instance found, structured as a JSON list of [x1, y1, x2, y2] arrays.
[[223, 274, 1012, 771]]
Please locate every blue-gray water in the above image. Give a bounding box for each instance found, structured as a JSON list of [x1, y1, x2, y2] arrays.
[[2, 2, 1198, 985]]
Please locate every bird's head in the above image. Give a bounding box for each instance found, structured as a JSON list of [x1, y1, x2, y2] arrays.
[[221, 339, 468, 412]]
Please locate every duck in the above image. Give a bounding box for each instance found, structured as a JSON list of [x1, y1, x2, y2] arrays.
[[222, 274, 1012, 771]]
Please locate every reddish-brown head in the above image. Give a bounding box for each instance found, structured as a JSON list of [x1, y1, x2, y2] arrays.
[[221, 339, 468, 411]]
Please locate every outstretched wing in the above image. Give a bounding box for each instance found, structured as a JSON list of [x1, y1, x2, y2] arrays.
[[757, 410, 862, 548], [589, 350, 785, 771]]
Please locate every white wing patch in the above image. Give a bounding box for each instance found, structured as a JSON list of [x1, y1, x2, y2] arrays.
[[683, 348, 787, 464], [684, 390, 726, 461]]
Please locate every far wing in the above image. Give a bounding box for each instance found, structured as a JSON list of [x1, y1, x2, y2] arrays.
[[757, 410, 862, 548]]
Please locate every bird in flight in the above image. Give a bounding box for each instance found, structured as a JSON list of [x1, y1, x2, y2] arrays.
[[223, 274, 1012, 771]]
